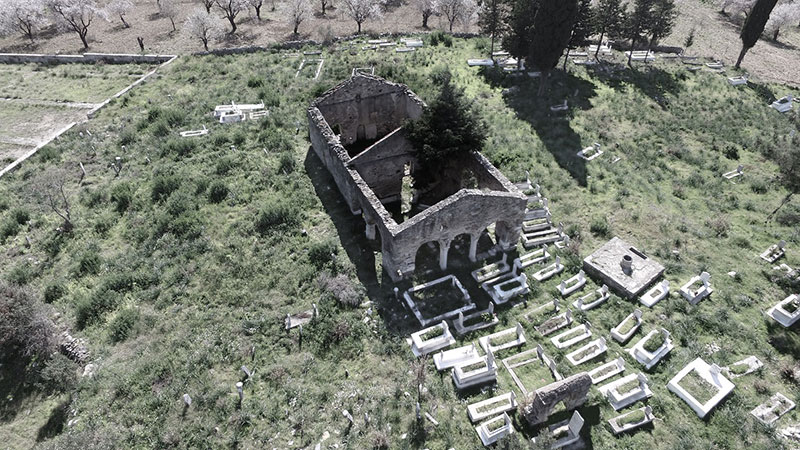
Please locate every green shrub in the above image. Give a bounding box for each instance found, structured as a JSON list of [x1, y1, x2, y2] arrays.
[[164, 137, 196, 158], [44, 283, 66, 303], [110, 182, 134, 213], [150, 118, 171, 137], [247, 76, 263, 88], [427, 30, 453, 47], [76, 290, 120, 329], [255, 199, 300, 234], [216, 156, 237, 175], [750, 179, 768, 194], [0, 219, 20, 242], [7, 262, 37, 285], [151, 174, 181, 202], [278, 153, 296, 174], [10, 208, 29, 225], [109, 308, 139, 343], [207, 180, 228, 203], [36, 353, 78, 394], [118, 127, 136, 146], [308, 240, 338, 269], [590, 217, 611, 238]]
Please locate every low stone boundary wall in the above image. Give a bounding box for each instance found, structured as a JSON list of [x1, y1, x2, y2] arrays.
[[0, 52, 175, 65]]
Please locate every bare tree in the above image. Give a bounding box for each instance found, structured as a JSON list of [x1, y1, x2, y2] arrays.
[[340, 0, 382, 33], [718, 0, 757, 16], [160, 0, 179, 31], [105, 0, 132, 28], [28, 168, 76, 232], [413, 0, 437, 28], [198, 0, 215, 12], [437, 0, 474, 31], [215, 0, 247, 33], [765, 1, 800, 41], [319, 0, 332, 16], [184, 8, 223, 50], [284, 0, 311, 34], [48, 0, 105, 49], [0, 0, 48, 42], [247, 0, 265, 19]]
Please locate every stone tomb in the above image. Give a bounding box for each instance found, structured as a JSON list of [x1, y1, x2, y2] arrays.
[[515, 246, 550, 269], [761, 240, 786, 263], [433, 343, 480, 370], [627, 328, 673, 370], [503, 345, 562, 395], [452, 351, 498, 390], [488, 273, 529, 305], [479, 323, 526, 354], [566, 337, 608, 366], [640, 280, 669, 307], [475, 412, 515, 446], [599, 372, 653, 410], [771, 95, 793, 113], [610, 309, 643, 343], [723, 164, 744, 180], [558, 270, 586, 297], [467, 392, 518, 423], [453, 303, 499, 336], [533, 256, 565, 282], [551, 323, 592, 349], [722, 355, 763, 378], [667, 358, 734, 419], [728, 76, 748, 86], [573, 284, 610, 311], [472, 253, 511, 283], [533, 411, 584, 449], [180, 125, 208, 138], [680, 271, 713, 305], [583, 237, 665, 299], [751, 393, 796, 425], [409, 320, 456, 357], [767, 294, 800, 327], [577, 143, 603, 161], [520, 372, 592, 425], [588, 357, 626, 384], [608, 406, 655, 435], [536, 309, 573, 336], [403, 275, 474, 327]]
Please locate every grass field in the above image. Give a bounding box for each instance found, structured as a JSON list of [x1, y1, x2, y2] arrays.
[[1, 37, 799, 449]]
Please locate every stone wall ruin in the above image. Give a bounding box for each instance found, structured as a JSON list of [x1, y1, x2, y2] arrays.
[[307, 74, 526, 280]]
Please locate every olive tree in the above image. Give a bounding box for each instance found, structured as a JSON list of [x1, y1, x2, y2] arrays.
[[48, 0, 105, 49], [0, 0, 48, 42], [184, 8, 223, 50]]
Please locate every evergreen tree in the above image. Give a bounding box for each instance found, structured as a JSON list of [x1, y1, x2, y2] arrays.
[[624, 0, 655, 66], [405, 72, 487, 185], [648, 0, 677, 50], [528, 0, 579, 95], [501, 0, 538, 69], [736, 0, 779, 68], [592, 0, 625, 59], [564, 0, 594, 69], [478, 0, 510, 57]]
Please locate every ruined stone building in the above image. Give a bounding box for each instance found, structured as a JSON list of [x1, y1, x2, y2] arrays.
[[307, 74, 526, 281]]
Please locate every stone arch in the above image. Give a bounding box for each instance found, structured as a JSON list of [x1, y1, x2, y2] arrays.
[[414, 240, 441, 274], [521, 373, 592, 426]]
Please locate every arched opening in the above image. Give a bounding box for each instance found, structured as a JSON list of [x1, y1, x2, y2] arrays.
[[414, 241, 440, 275]]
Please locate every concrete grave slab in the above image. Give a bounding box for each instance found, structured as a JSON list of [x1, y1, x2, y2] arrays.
[[583, 237, 665, 299], [667, 358, 734, 419]]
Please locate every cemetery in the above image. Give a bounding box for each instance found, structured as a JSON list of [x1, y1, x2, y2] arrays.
[[0, 30, 799, 449]]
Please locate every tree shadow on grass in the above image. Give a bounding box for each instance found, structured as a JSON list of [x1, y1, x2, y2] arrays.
[[746, 81, 778, 104], [490, 69, 598, 187], [587, 63, 684, 110], [0, 356, 37, 423], [304, 148, 418, 335], [36, 397, 70, 442]]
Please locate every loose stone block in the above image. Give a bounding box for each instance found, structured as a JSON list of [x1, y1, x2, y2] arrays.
[[583, 237, 665, 299], [722, 355, 763, 378], [761, 240, 786, 263], [751, 393, 795, 425]]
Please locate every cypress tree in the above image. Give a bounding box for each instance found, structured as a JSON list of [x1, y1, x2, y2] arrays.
[[736, 0, 779, 68], [528, 0, 579, 96]]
